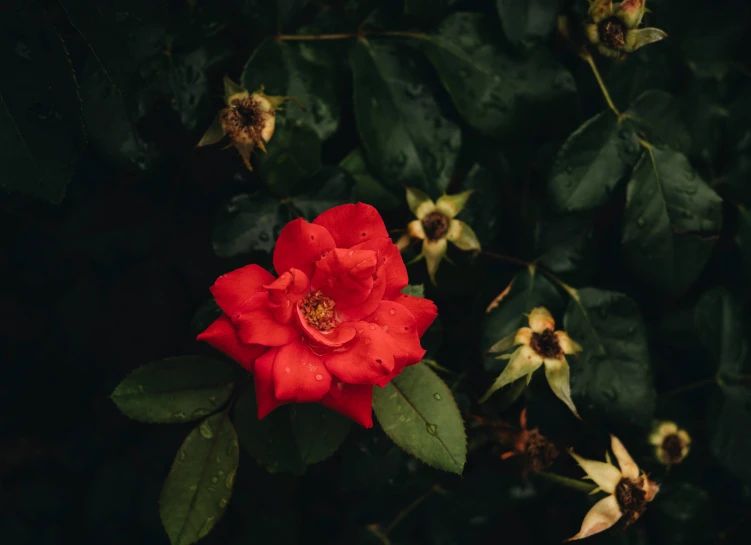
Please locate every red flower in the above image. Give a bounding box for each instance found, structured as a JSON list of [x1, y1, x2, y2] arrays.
[[197, 203, 438, 427]]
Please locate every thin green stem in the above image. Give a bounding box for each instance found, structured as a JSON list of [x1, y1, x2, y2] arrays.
[[277, 30, 429, 42], [660, 377, 717, 397], [581, 52, 621, 117], [534, 471, 597, 494]]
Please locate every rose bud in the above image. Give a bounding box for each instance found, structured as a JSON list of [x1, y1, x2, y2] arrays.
[[584, 0, 667, 59], [649, 421, 691, 466]]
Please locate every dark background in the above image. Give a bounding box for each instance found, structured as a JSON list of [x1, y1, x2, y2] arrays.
[[2, 0, 751, 544]]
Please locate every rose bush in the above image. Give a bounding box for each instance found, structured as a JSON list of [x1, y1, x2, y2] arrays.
[[197, 203, 437, 427]]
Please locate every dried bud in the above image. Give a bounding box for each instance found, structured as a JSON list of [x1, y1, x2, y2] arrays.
[[649, 421, 691, 466], [197, 77, 289, 171], [584, 0, 667, 59]]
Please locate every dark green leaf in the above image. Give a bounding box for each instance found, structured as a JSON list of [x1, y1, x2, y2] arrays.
[[340, 148, 401, 210], [258, 118, 322, 195], [289, 166, 356, 220], [694, 287, 750, 379], [111, 356, 242, 424], [402, 284, 425, 298], [621, 147, 723, 296], [288, 404, 352, 464], [372, 363, 466, 474], [457, 164, 503, 248], [737, 206, 751, 278], [236, 0, 307, 33], [159, 413, 239, 545], [351, 39, 461, 195], [0, 0, 86, 203], [190, 299, 222, 338], [211, 193, 288, 258], [534, 212, 596, 278], [564, 288, 655, 427], [625, 90, 690, 154], [653, 482, 716, 545], [548, 112, 640, 213], [496, 0, 561, 47], [423, 12, 576, 140], [709, 385, 751, 482], [242, 38, 340, 139]]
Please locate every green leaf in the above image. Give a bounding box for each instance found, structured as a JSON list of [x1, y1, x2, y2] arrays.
[[289, 166, 356, 220], [495, 0, 561, 47], [211, 193, 288, 258], [694, 287, 750, 379], [242, 38, 340, 139], [341, 148, 401, 210], [401, 284, 425, 298], [258, 118, 322, 196], [548, 112, 640, 213], [736, 206, 751, 279], [625, 90, 690, 155], [288, 404, 352, 465], [159, 413, 239, 545], [564, 288, 655, 427], [423, 12, 576, 140], [233, 387, 350, 474], [0, 0, 86, 203], [709, 385, 751, 482], [190, 299, 222, 338], [237, 0, 307, 33], [372, 363, 466, 474], [111, 356, 242, 424], [621, 147, 723, 296], [457, 164, 503, 248], [351, 38, 461, 195]]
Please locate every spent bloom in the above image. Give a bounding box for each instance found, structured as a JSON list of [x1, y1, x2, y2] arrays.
[[197, 77, 287, 171], [498, 408, 560, 476], [567, 435, 660, 541], [585, 0, 667, 59], [649, 421, 691, 466], [197, 203, 437, 428], [480, 307, 582, 417], [396, 187, 481, 284]]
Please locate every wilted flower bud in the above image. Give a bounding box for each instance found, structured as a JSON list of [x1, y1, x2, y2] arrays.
[[584, 0, 667, 59], [396, 187, 481, 285], [197, 77, 289, 171], [649, 421, 691, 466]]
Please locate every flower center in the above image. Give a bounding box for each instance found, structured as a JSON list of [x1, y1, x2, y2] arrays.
[[422, 211, 450, 240], [661, 434, 684, 464], [300, 290, 336, 331], [598, 16, 627, 50], [615, 477, 647, 527], [220, 96, 263, 143], [524, 429, 559, 472], [529, 329, 563, 359]]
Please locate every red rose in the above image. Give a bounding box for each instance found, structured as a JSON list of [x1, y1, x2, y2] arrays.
[[197, 203, 438, 427]]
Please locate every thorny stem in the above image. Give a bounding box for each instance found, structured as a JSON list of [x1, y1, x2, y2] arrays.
[[277, 30, 429, 42], [581, 52, 621, 118]]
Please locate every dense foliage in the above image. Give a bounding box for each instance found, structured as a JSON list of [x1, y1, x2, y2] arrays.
[[2, 0, 751, 544]]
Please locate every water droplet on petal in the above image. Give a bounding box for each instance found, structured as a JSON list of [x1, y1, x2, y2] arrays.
[[389, 308, 396, 315], [348, 250, 354, 256], [315, 374, 323, 381], [369, 324, 376, 330]]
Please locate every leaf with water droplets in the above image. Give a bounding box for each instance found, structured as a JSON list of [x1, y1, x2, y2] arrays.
[[496, 0, 561, 48], [288, 166, 356, 220], [258, 117, 322, 196], [625, 90, 691, 154], [548, 111, 641, 213], [160, 413, 239, 545], [111, 356, 243, 424], [242, 37, 340, 139], [288, 403, 351, 464], [0, 0, 86, 203], [694, 287, 750, 379], [211, 192, 290, 258], [372, 363, 466, 474], [622, 147, 723, 296], [564, 288, 655, 427], [351, 38, 461, 195], [423, 12, 576, 141], [340, 148, 401, 210]]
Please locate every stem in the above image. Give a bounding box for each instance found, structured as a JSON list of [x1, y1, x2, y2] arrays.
[[581, 52, 621, 117], [384, 485, 441, 534], [534, 471, 597, 494], [479, 250, 532, 268], [660, 377, 717, 397], [277, 30, 429, 42]]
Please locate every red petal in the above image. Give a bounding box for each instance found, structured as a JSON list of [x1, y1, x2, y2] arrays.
[[390, 294, 438, 337], [196, 315, 267, 371], [320, 382, 374, 428], [334, 261, 386, 322], [323, 322, 395, 386], [272, 338, 332, 402], [313, 203, 389, 248], [273, 219, 336, 278], [235, 292, 298, 346], [210, 264, 276, 316], [352, 237, 408, 299], [364, 301, 425, 367], [254, 349, 287, 419], [264, 268, 310, 324], [295, 304, 356, 347], [311, 248, 377, 309]]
